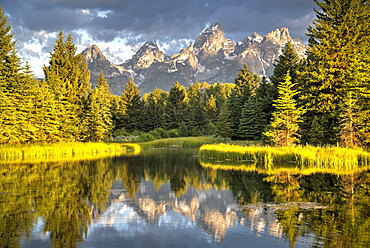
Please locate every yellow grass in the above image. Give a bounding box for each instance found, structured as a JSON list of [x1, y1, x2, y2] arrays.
[[199, 144, 370, 171], [0, 142, 141, 163]]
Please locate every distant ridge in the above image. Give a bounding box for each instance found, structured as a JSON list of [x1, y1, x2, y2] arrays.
[[81, 23, 307, 95]]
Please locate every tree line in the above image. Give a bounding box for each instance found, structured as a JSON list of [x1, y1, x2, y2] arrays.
[[0, 0, 369, 147]]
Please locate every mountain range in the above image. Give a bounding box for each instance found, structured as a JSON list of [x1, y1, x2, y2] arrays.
[[81, 22, 307, 95]]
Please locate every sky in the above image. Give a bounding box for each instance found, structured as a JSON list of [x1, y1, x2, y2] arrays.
[[2, 0, 317, 77]]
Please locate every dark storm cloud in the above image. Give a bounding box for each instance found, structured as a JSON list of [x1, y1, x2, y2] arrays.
[[1, 0, 316, 76], [3, 0, 316, 43]]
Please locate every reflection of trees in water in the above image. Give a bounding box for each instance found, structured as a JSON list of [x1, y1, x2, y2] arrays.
[[2, 150, 370, 248], [0, 158, 115, 248], [202, 159, 370, 248], [270, 172, 370, 248]]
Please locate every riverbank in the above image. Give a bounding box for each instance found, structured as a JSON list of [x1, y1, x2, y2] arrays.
[[0, 142, 140, 163], [198, 144, 370, 170], [0, 137, 216, 163], [139, 136, 216, 149]]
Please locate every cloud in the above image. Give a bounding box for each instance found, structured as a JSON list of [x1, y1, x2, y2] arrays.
[[2, 0, 316, 77]]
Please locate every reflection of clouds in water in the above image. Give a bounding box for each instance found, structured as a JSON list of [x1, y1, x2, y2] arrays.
[[84, 202, 210, 248], [86, 201, 198, 235], [88, 202, 147, 237]]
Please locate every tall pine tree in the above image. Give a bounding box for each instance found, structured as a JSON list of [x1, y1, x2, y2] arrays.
[[264, 72, 304, 146], [143, 88, 167, 131], [302, 0, 370, 145], [270, 42, 302, 100], [239, 97, 265, 140], [164, 82, 188, 130], [84, 71, 113, 141], [43, 31, 91, 141], [117, 78, 143, 132], [225, 64, 260, 139]]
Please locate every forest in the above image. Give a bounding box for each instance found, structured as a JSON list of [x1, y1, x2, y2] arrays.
[[0, 0, 369, 147]]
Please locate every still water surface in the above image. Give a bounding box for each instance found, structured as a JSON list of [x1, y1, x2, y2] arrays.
[[0, 148, 369, 248]]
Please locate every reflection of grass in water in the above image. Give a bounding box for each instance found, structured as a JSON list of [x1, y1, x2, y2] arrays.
[[0, 142, 141, 163], [140, 136, 215, 149], [199, 144, 370, 172], [200, 160, 370, 175]]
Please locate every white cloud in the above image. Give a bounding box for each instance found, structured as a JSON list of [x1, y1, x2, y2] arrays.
[[14, 28, 139, 77]]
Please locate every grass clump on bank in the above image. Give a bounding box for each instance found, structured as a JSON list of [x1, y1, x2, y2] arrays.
[[139, 136, 216, 149], [0, 142, 141, 163], [199, 144, 370, 170]]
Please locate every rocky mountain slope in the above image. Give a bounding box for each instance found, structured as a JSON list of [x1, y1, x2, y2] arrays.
[[81, 22, 307, 95]]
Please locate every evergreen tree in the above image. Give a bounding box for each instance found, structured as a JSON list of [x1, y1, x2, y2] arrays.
[[206, 82, 235, 111], [270, 42, 302, 100], [255, 77, 275, 127], [143, 88, 167, 131], [239, 97, 265, 140], [302, 0, 370, 145], [0, 8, 53, 144], [216, 105, 232, 139], [204, 94, 218, 125], [31, 80, 63, 143], [43, 31, 91, 141], [264, 72, 304, 146], [0, 6, 22, 144], [235, 64, 260, 96], [164, 82, 188, 130], [84, 71, 113, 141], [338, 94, 363, 147], [226, 64, 260, 139], [117, 78, 143, 132], [187, 82, 208, 136]]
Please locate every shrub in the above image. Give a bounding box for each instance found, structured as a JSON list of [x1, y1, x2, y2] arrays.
[[155, 128, 169, 138], [149, 129, 161, 139], [138, 133, 155, 142], [168, 129, 179, 138]]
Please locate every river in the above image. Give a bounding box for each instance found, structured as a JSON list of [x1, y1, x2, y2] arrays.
[[0, 148, 369, 248]]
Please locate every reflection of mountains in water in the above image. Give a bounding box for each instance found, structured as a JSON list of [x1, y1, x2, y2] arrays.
[[90, 180, 284, 243]]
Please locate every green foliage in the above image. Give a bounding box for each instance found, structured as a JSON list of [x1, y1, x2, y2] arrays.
[[117, 78, 143, 132], [224, 64, 261, 139], [1, 2, 369, 148], [239, 97, 266, 140], [216, 105, 232, 138], [264, 72, 304, 146], [164, 81, 188, 130], [84, 71, 113, 141], [43, 31, 91, 141], [302, 0, 370, 146], [143, 88, 167, 131], [139, 136, 215, 149], [270, 42, 302, 99]]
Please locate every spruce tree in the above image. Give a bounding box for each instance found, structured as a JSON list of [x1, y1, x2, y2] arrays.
[[117, 78, 143, 132], [216, 105, 232, 139], [264, 72, 304, 146], [226, 64, 260, 139], [255, 77, 275, 129], [0, 7, 21, 144], [142, 88, 167, 131], [302, 0, 370, 145], [187, 82, 208, 136], [0, 7, 47, 144], [204, 94, 218, 125], [239, 97, 265, 140], [84, 71, 113, 141], [164, 82, 188, 130], [43, 31, 91, 141], [270, 42, 302, 100]]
